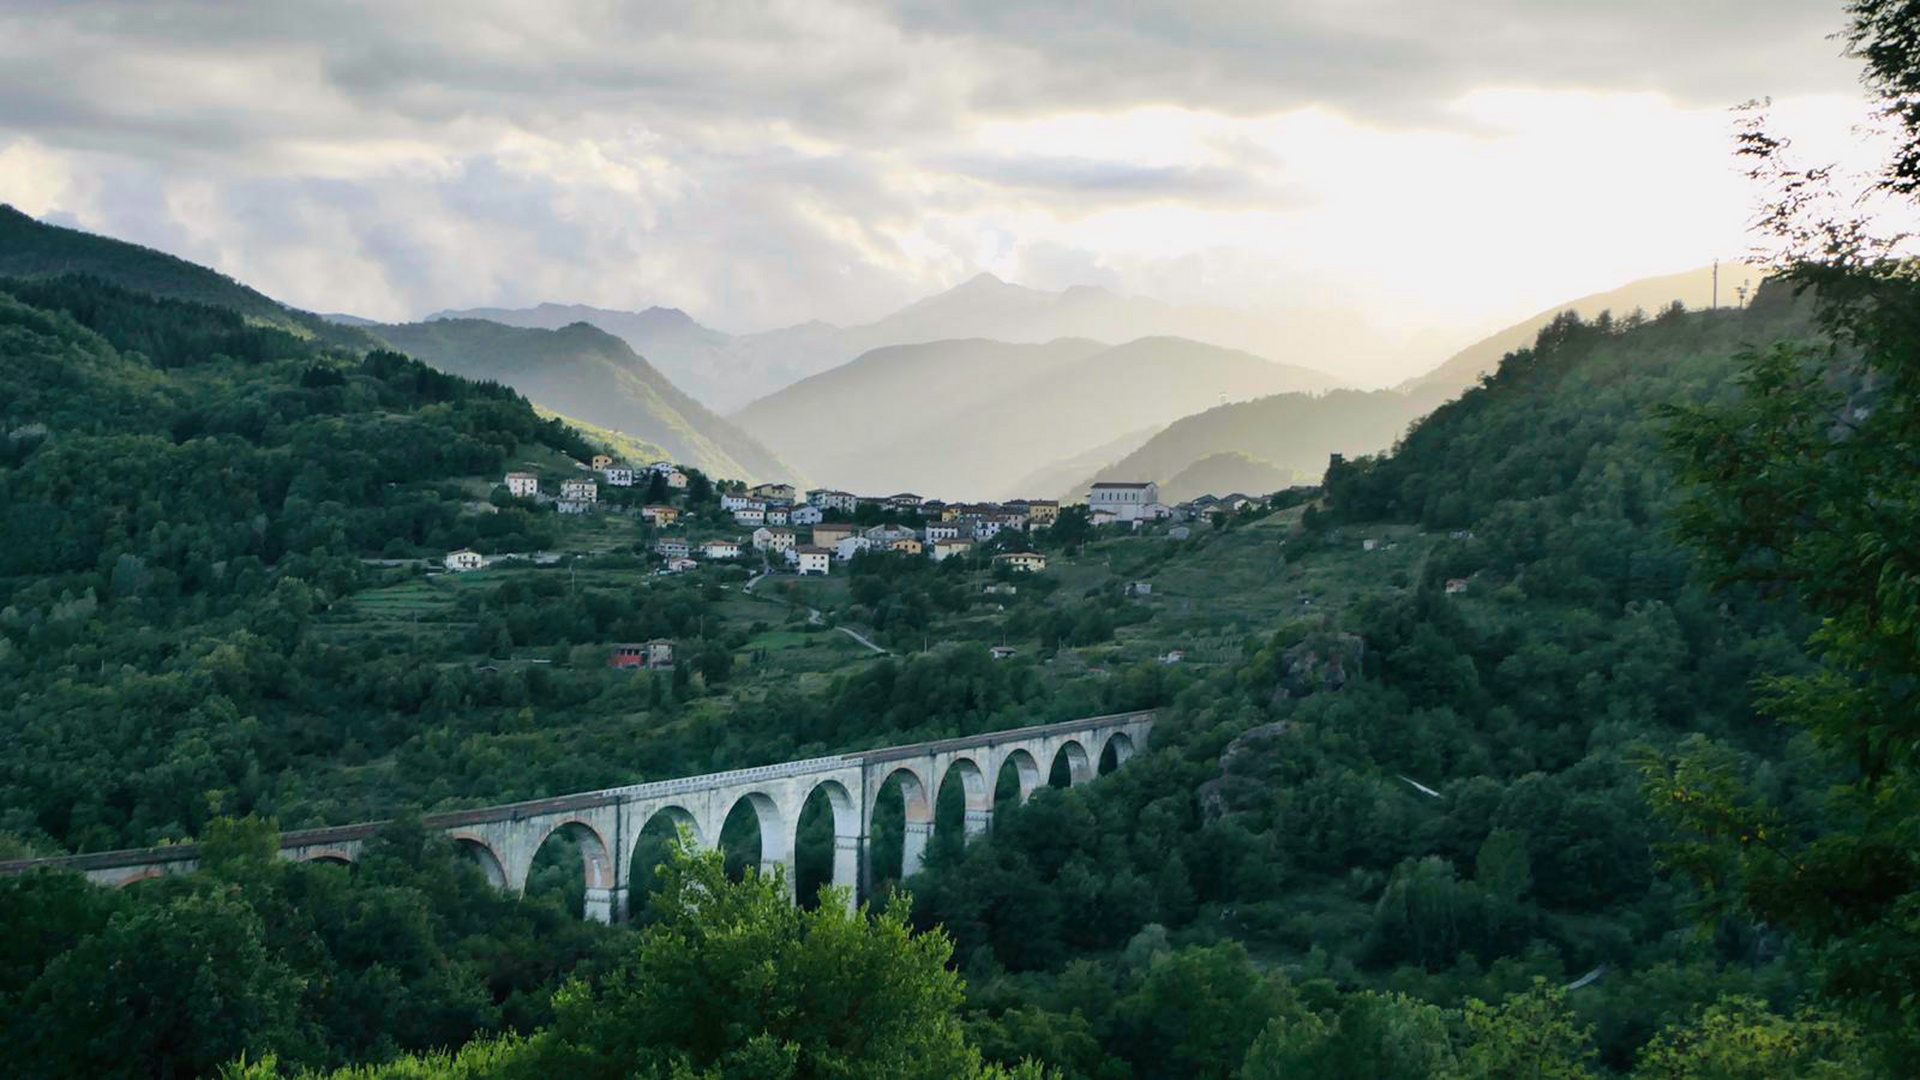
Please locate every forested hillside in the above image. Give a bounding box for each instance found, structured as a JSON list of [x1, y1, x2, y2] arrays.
[[427, 301, 752, 412], [900, 282, 1879, 1075], [1395, 264, 1762, 399], [1077, 384, 1446, 498], [0, 205, 375, 349], [0, 208, 792, 484], [374, 318, 798, 484]]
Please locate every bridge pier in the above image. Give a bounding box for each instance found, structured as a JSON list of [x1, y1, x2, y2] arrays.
[[584, 886, 616, 924], [900, 821, 933, 878], [963, 808, 993, 840], [833, 835, 861, 912]]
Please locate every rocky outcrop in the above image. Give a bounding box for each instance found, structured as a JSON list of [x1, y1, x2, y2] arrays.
[[1272, 632, 1365, 704], [1198, 721, 1294, 821]]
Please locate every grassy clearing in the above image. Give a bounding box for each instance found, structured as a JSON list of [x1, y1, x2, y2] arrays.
[[333, 578, 459, 620]]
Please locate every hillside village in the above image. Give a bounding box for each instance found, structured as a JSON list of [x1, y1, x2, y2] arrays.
[[447, 459, 1277, 581]]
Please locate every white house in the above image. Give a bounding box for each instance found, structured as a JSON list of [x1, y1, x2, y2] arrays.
[[664, 556, 699, 574], [833, 535, 872, 561], [443, 549, 484, 572], [925, 521, 962, 542], [970, 517, 1005, 541], [789, 504, 824, 526], [557, 500, 592, 514], [561, 478, 598, 503], [604, 466, 635, 487], [700, 539, 742, 560], [733, 507, 767, 526], [796, 546, 832, 575], [1087, 481, 1160, 522], [1141, 502, 1175, 520], [720, 493, 755, 512], [664, 469, 688, 489], [655, 537, 691, 558], [806, 489, 858, 513], [752, 527, 796, 554], [505, 471, 539, 498], [765, 506, 789, 526]]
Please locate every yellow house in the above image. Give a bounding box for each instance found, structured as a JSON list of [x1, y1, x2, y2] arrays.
[[889, 537, 924, 555], [1020, 500, 1061, 526], [591, 454, 614, 470], [992, 552, 1048, 572]]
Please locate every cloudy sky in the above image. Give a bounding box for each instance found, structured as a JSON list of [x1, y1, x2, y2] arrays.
[[0, 0, 1882, 374]]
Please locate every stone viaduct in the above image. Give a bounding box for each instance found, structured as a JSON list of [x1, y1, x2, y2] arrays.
[[0, 710, 1154, 922]]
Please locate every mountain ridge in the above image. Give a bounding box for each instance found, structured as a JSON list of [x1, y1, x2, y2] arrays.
[[736, 334, 1335, 498], [437, 271, 1368, 413], [1398, 263, 1764, 397], [372, 318, 798, 483], [0, 206, 792, 482]]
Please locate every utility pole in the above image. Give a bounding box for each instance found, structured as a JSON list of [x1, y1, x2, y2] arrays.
[[1712, 259, 1719, 310]]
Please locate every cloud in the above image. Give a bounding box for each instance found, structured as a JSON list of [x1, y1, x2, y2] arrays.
[[0, 0, 1884, 372]]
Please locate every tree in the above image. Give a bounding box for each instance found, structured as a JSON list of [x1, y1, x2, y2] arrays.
[[1443, 981, 1596, 1079], [520, 838, 1013, 1080], [1242, 992, 1454, 1080], [1647, 3, 1920, 1059], [1632, 996, 1867, 1079], [23, 888, 306, 1078], [1110, 942, 1296, 1079]]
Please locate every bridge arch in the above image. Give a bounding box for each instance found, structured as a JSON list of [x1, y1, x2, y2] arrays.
[[450, 833, 510, 892], [297, 849, 356, 867], [530, 818, 614, 890], [795, 779, 859, 909], [1099, 731, 1137, 774], [869, 764, 935, 886], [994, 747, 1043, 806], [1049, 739, 1092, 787], [937, 755, 993, 842], [626, 804, 702, 919], [638, 803, 703, 849], [720, 790, 792, 892]]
